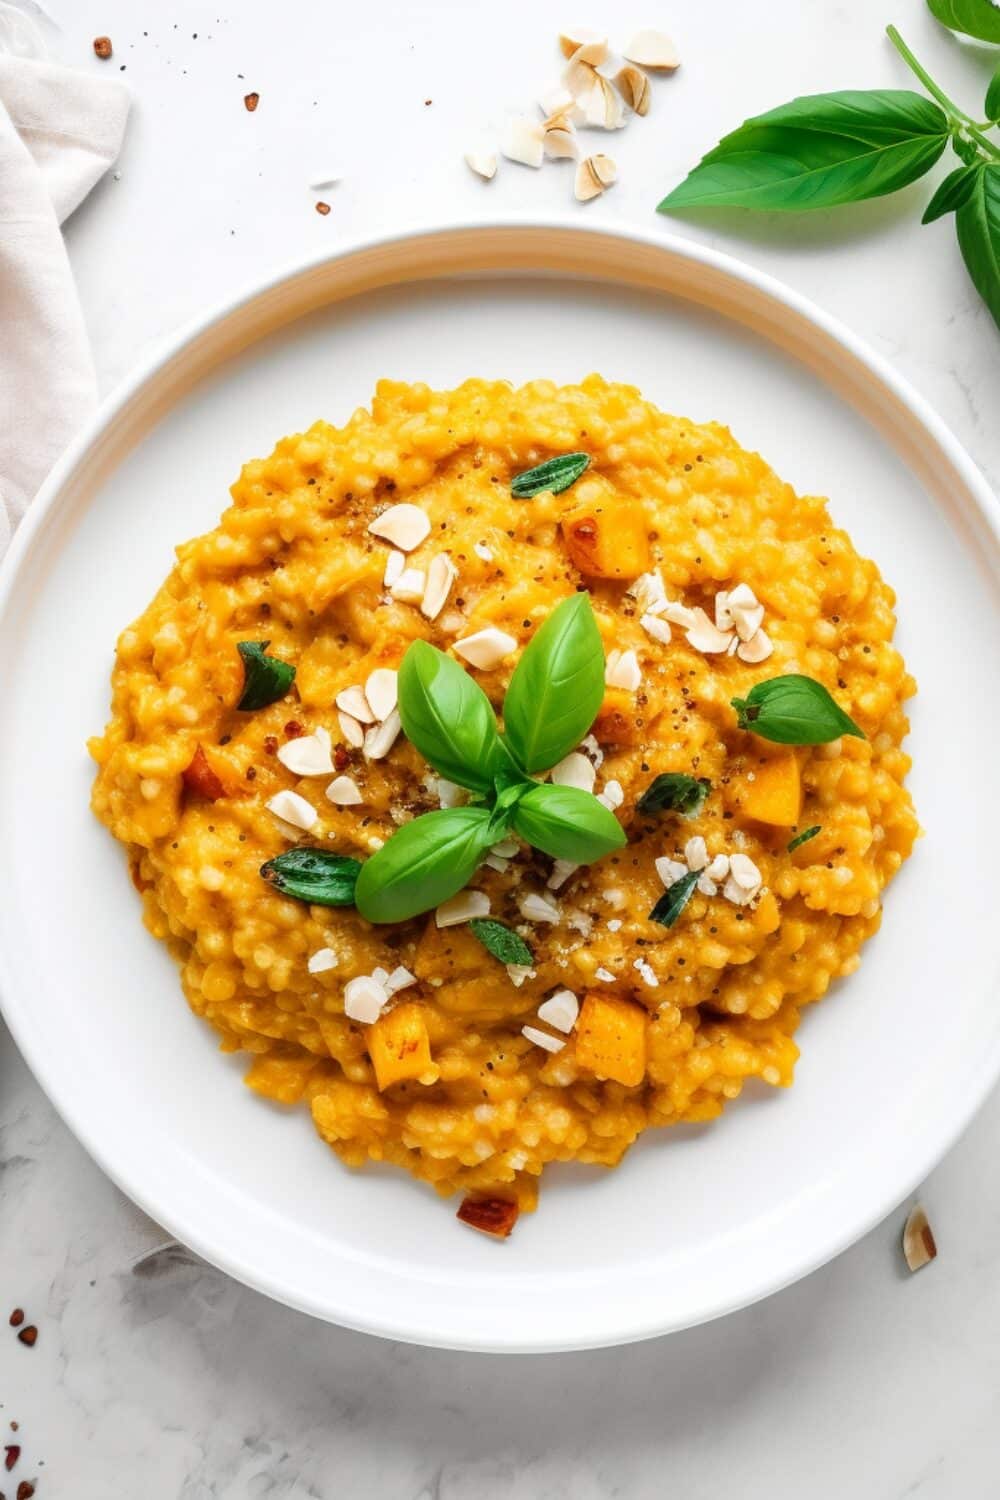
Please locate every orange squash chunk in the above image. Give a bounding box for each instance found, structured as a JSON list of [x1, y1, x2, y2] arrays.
[[368, 1002, 435, 1091], [561, 502, 651, 580], [739, 753, 802, 828], [575, 993, 647, 1087]]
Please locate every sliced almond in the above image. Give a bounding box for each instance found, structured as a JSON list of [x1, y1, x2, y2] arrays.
[[727, 583, 765, 641], [454, 626, 518, 670], [421, 553, 458, 621], [562, 50, 599, 101], [663, 600, 698, 629], [684, 607, 734, 655], [557, 27, 608, 63], [580, 74, 624, 129], [547, 858, 579, 890], [383, 548, 405, 588], [436, 777, 467, 809], [363, 707, 402, 761], [465, 150, 497, 180], [599, 778, 624, 809], [519, 892, 561, 923], [705, 853, 730, 882], [276, 726, 334, 777], [390, 567, 427, 604], [491, 837, 519, 858], [522, 1024, 565, 1054], [543, 121, 579, 159], [335, 685, 375, 724], [385, 965, 417, 994], [502, 115, 545, 168], [550, 750, 597, 792], [343, 974, 388, 1024], [537, 988, 579, 1033], [307, 947, 338, 974], [364, 667, 398, 721], [367, 502, 431, 552], [506, 963, 537, 988], [655, 856, 689, 887], [575, 152, 617, 200], [627, 570, 668, 615], [902, 1204, 938, 1272], [737, 628, 773, 664], [325, 774, 363, 806], [337, 710, 365, 749], [605, 647, 640, 690], [436, 889, 491, 928], [266, 789, 318, 832], [539, 81, 578, 117], [684, 835, 709, 871], [715, 590, 733, 631], [641, 613, 672, 645], [696, 874, 717, 897], [723, 874, 756, 907], [729, 852, 762, 891], [623, 28, 680, 71], [615, 62, 650, 116]]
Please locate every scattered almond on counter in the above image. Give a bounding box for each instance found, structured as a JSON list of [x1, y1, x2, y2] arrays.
[[902, 1204, 938, 1272]]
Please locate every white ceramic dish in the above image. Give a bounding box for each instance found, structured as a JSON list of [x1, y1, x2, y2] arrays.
[[0, 222, 997, 1353]]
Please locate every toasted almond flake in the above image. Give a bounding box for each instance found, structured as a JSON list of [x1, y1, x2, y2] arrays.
[[473, 541, 494, 562], [684, 835, 709, 871], [266, 789, 318, 832], [715, 590, 733, 631], [550, 750, 597, 793], [336, 686, 375, 724], [696, 874, 717, 897], [537, 987, 579, 1033], [390, 567, 427, 604], [385, 965, 417, 994], [726, 635, 741, 656], [628, 570, 668, 615], [502, 115, 545, 168], [436, 889, 491, 927], [437, 777, 467, 808], [558, 27, 608, 62], [663, 600, 698, 629], [602, 778, 625, 809], [539, 80, 577, 116], [544, 122, 579, 159], [465, 150, 497, 180], [641, 613, 672, 645], [506, 963, 536, 988], [685, 607, 734, 655], [607, 917, 623, 931], [726, 581, 758, 613], [623, 28, 680, 70], [371, 967, 390, 987], [337, 710, 365, 748], [421, 553, 458, 620], [655, 856, 689, 887], [581, 74, 624, 129], [307, 947, 338, 974], [277, 726, 335, 777], [484, 854, 509, 873], [454, 626, 518, 670], [575, 151, 617, 201], [364, 707, 402, 761], [520, 892, 562, 923], [368, 502, 431, 552], [383, 548, 406, 588], [326, 774, 363, 806], [547, 858, 579, 890], [737, 628, 773, 664], [615, 62, 650, 115], [633, 956, 659, 988], [733, 605, 766, 642], [705, 853, 730, 882], [343, 974, 388, 1024], [729, 852, 762, 891], [562, 50, 598, 100], [605, 647, 641, 690], [902, 1204, 937, 1272], [723, 875, 757, 906], [522, 1024, 566, 1053], [364, 667, 398, 722], [594, 966, 616, 983], [492, 838, 519, 858]]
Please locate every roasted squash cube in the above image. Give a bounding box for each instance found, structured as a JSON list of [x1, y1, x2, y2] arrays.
[[738, 753, 802, 828], [457, 1195, 519, 1238], [368, 1002, 435, 1090], [562, 501, 651, 580], [575, 993, 647, 1087]]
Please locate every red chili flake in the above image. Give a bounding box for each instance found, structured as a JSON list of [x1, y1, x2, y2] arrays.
[[17, 1481, 35, 1500], [263, 735, 279, 755], [244, 91, 259, 112], [93, 34, 112, 58], [16, 1326, 37, 1348], [4, 1446, 19, 1471], [8, 1311, 23, 1328], [181, 744, 227, 801], [315, 201, 331, 216], [456, 1196, 519, 1238], [284, 720, 304, 739]]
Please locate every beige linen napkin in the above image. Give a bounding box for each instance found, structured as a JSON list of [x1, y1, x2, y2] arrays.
[[0, 23, 129, 555]]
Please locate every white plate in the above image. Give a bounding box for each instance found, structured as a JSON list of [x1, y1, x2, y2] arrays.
[[1, 222, 998, 1353]]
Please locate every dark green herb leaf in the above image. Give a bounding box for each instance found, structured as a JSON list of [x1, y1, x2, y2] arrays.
[[952, 133, 981, 166], [512, 783, 626, 864], [986, 64, 1000, 123], [502, 593, 605, 773], [787, 825, 822, 852], [648, 869, 700, 929], [658, 90, 949, 213], [922, 162, 982, 223], [732, 674, 864, 745], [636, 773, 710, 818], [511, 452, 591, 499], [927, 0, 1000, 42], [260, 848, 361, 906], [470, 918, 534, 967], [237, 640, 296, 711], [397, 640, 502, 792], [354, 806, 494, 924], [956, 164, 1000, 329]]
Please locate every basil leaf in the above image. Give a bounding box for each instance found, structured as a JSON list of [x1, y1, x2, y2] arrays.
[[237, 641, 296, 711], [927, 0, 1000, 42], [397, 640, 501, 792], [512, 783, 626, 864], [354, 806, 494, 924], [648, 869, 700, 929], [952, 134, 981, 167], [502, 593, 605, 773], [986, 65, 1000, 124], [636, 773, 710, 818], [658, 91, 949, 213], [732, 674, 864, 745], [260, 848, 361, 906], [470, 918, 533, 966], [787, 825, 822, 852], [922, 162, 982, 224], [956, 165, 1000, 329], [511, 452, 590, 499]]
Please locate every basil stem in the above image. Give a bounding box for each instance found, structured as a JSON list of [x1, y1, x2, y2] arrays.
[[787, 825, 822, 852], [502, 593, 606, 773], [237, 641, 296, 711], [398, 640, 502, 792], [636, 773, 710, 818], [260, 848, 361, 906], [512, 782, 626, 863], [354, 806, 494, 924], [648, 869, 700, 929], [510, 452, 590, 499], [731, 674, 864, 745], [470, 919, 533, 967]]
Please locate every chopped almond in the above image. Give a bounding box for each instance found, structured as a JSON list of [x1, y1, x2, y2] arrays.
[[557, 27, 608, 63], [502, 115, 545, 168], [615, 63, 651, 116], [368, 503, 431, 552], [457, 1195, 519, 1238], [623, 28, 680, 71], [575, 152, 618, 201], [465, 150, 498, 180], [902, 1204, 937, 1272]]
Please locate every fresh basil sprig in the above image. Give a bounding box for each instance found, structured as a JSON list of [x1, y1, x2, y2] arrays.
[[354, 807, 495, 924], [503, 592, 606, 773], [398, 641, 503, 792], [787, 825, 822, 852], [732, 674, 864, 745], [649, 869, 700, 929], [657, 25, 1000, 329], [512, 783, 626, 863], [732, 674, 863, 745], [470, 919, 534, 967], [237, 641, 296, 711], [637, 773, 710, 818], [511, 452, 590, 499], [260, 848, 361, 906]]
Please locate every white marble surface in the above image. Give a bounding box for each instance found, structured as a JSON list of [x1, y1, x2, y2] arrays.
[[1, 1, 998, 1495]]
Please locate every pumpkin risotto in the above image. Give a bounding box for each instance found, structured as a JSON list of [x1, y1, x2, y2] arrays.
[[89, 376, 918, 1234]]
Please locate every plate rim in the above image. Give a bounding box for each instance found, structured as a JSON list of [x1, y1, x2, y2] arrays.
[[1, 217, 997, 1353]]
